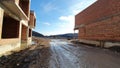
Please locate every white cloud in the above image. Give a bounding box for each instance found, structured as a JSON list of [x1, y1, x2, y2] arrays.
[[40, 0, 97, 35], [59, 15, 74, 23], [59, 15, 74, 28], [48, 0, 97, 35], [43, 2, 57, 12], [50, 15, 75, 35], [43, 22, 51, 26]]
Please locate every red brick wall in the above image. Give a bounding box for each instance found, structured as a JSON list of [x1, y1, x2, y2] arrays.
[[21, 25, 28, 40], [76, 0, 120, 41], [75, 0, 120, 26], [29, 12, 36, 28]]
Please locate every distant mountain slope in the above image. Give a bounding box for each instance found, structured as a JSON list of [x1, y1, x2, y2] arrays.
[[32, 31, 78, 39], [32, 31, 44, 37], [48, 33, 78, 39]]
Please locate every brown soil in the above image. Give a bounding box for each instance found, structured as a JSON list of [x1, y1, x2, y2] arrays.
[[1, 39, 120, 68], [0, 37, 51, 68]]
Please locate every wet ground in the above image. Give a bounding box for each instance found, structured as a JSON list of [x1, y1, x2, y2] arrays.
[[0, 39, 120, 68], [49, 39, 120, 68]]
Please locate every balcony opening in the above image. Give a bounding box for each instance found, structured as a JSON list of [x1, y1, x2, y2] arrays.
[[29, 29, 32, 37], [19, 0, 30, 17], [2, 13, 20, 38]]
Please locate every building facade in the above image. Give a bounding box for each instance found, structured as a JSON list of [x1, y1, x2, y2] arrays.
[[75, 0, 120, 47], [0, 0, 36, 56]]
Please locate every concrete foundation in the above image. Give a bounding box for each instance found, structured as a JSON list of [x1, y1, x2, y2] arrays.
[[79, 39, 120, 48], [0, 39, 20, 56]]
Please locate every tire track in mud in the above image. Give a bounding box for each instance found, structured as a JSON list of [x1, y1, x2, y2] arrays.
[[49, 45, 60, 68], [49, 40, 81, 68], [49, 39, 120, 68]]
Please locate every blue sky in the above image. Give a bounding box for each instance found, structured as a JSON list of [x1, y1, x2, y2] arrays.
[[31, 0, 97, 36]]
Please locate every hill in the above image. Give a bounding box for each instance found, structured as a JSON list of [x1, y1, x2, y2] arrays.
[[32, 31, 44, 37], [48, 33, 78, 39]]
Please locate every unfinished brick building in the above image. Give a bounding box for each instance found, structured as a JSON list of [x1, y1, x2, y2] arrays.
[[0, 0, 36, 56], [75, 0, 120, 47]]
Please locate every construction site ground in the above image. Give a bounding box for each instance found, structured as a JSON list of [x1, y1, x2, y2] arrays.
[[0, 38, 120, 68]]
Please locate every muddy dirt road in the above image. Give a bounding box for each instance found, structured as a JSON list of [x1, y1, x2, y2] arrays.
[[48, 39, 120, 68], [0, 39, 120, 68]]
